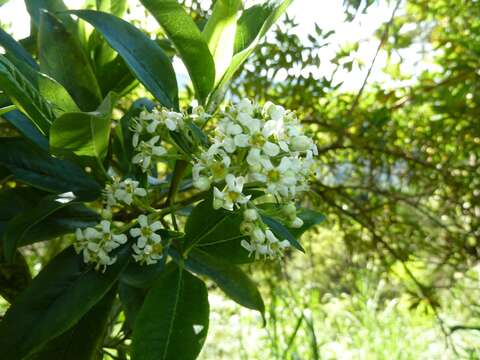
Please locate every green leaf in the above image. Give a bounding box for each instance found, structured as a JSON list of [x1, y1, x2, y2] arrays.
[[202, 0, 241, 84], [0, 55, 55, 134], [25, 0, 78, 37], [97, 54, 137, 97], [0, 246, 128, 360], [39, 10, 102, 111], [2, 192, 78, 261], [71, 10, 179, 109], [140, 0, 215, 104], [208, 0, 293, 109], [0, 104, 16, 115], [37, 72, 81, 115], [0, 27, 38, 69], [27, 287, 116, 360], [119, 283, 147, 329], [50, 92, 116, 167], [184, 198, 254, 263], [120, 259, 165, 289], [262, 215, 305, 252], [132, 264, 209, 360], [186, 249, 264, 313], [0, 110, 49, 151], [0, 138, 102, 200], [288, 209, 325, 239]]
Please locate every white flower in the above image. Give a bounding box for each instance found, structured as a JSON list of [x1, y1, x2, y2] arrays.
[[237, 98, 255, 115], [129, 215, 162, 246], [213, 174, 251, 211], [129, 215, 164, 265], [132, 136, 167, 172], [74, 220, 127, 270], [164, 111, 184, 131], [113, 179, 147, 205]]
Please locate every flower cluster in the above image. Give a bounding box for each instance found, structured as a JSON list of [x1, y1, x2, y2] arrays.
[[74, 99, 316, 268], [75, 177, 165, 269], [192, 99, 317, 258], [239, 209, 290, 259], [74, 220, 127, 271]]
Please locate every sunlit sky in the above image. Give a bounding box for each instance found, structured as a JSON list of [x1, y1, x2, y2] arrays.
[[0, 0, 424, 91]]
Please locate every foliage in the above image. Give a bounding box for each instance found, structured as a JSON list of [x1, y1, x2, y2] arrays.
[[0, 1, 325, 359]]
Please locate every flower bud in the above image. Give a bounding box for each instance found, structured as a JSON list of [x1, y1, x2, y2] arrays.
[[290, 217, 304, 228], [290, 135, 313, 152], [240, 221, 255, 235], [252, 228, 266, 243], [193, 176, 211, 191], [282, 203, 297, 218], [243, 208, 258, 222]]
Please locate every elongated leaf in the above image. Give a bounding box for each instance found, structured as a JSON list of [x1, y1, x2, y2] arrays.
[[0, 27, 38, 69], [27, 287, 116, 360], [0, 246, 128, 360], [50, 92, 116, 164], [208, 0, 293, 109], [186, 249, 264, 313], [119, 283, 147, 329], [202, 0, 241, 84], [0, 138, 102, 200], [1, 110, 49, 151], [262, 215, 305, 252], [140, 0, 215, 104], [71, 10, 179, 109], [0, 55, 55, 134], [39, 10, 102, 111], [132, 264, 209, 360], [38, 72, 81, 114], [25, 0, 78, 36], [97, 54, 137, 97], [3, 192, 76, 261], [184, 198, 254, 263]]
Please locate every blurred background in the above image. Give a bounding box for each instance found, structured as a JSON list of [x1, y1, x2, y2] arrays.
[[1, 0, 480, 358]]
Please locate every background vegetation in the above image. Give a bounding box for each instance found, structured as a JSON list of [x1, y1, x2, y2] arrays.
[[1, 0, 479, 358]]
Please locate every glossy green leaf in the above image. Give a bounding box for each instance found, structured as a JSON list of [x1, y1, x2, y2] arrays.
[[39, 10, 101, 111], [27, 287, 116, 360], [119, 283, 147, 329], [38, 72, 81, 115], [0, 246, 128, 360], [2, 192, 76, 261], [262, 215, 305, 252], [202, 0, 241, 84], [97, 54, 137, 97], [50, 92, 116, 166], [132, 265, 209, 360], [184, 198, 254, 263], [0, 27, 38, 69], [0, 110, 49, 151], [25, 0, 78, 36], [0, 138, 102, 200], [0, 55, 55, 134], [140, 0, 215, 104], [208, 0, 293, 110], [71, 10, 179, 109], [186, 249, 264, 313]]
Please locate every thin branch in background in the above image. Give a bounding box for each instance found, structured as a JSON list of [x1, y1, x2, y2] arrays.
[[348, 0, 402, 116]]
